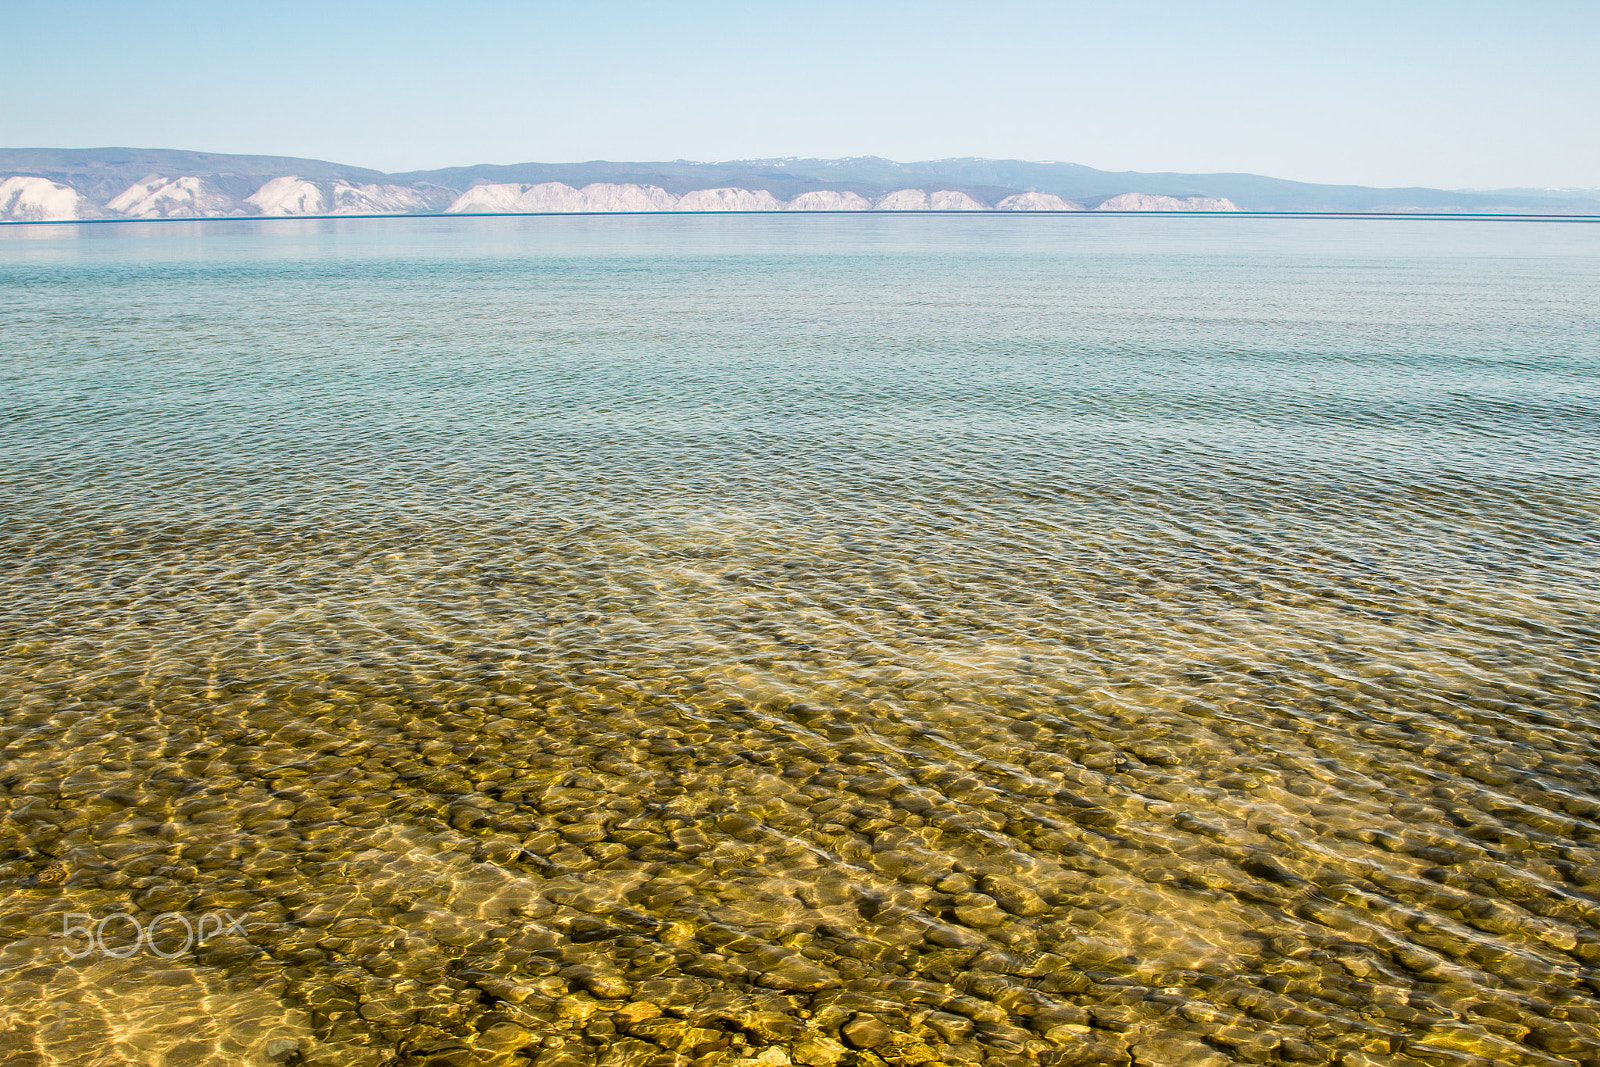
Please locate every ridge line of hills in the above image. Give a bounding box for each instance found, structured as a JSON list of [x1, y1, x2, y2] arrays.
[[3, 148, 1598, 221]]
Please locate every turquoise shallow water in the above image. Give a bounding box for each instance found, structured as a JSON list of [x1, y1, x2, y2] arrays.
[[1, 215, 1599, 1066]]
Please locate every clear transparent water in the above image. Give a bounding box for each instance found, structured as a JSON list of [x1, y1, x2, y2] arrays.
[[2, 215, 1598, 1066]]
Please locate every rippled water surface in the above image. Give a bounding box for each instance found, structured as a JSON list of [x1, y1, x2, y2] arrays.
[[2, 215, 1599, 1067]]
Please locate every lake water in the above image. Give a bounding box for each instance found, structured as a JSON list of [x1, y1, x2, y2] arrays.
[[1, 214, 1598, 1067]]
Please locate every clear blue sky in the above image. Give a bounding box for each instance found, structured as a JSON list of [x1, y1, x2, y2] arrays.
[[5, 0, 1596, 190]]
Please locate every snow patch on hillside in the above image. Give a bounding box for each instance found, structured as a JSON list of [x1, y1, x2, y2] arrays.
[[446, 182, 678, 213], [330, 182, 433, 214], [786, 190, 872, 211], [109, 176, 238, 217], [875, 189, 933, 210], [996, 191, 1082, 211], [674, 188, 784, 211], [521, 182, 591, 212], [245, 177, 327, 215], [578, 183, 677, 211], [931, 190, 987, 210], [446, 183, 527, 213], [875, 189, 988, 210], [0, 176, 92, 221], [1096, 193, 1239, 211], [109, 176, 434, 218]]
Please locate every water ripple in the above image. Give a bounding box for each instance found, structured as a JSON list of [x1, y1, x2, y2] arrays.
[[1, 215, 1598, 1066]]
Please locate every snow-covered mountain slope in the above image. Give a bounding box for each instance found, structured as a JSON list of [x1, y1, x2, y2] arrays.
[[0, 176, 94, 221], [329, 181, 435, 214], [108, 176, 239, 217], [517, 182, 590, 212], [1096, 193, 1239, 211], [446, 182, 678, 213], [445, 183, 528, 213], [8, 150, 1599, 216], [875, 189, 933, 210], [785, 190, 872, 210], [874, 189, 990, 210], [577, 183, 677, 211], [673, 188, 783, 211], [245, 177, 328, 215], [996, 191, 1082, 211], [4, 161, 1262, 222], [931, 190, 987, 210], [1185, 196, 1239, 211]]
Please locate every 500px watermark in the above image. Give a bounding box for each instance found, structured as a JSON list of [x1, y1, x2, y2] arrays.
[[59, 911, 249, 960]]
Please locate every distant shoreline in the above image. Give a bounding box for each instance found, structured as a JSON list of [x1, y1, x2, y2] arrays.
[[4, 210, 1599, 226]]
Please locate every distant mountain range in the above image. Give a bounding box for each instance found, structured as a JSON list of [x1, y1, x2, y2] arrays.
[[3, 147, 1598, 222]]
